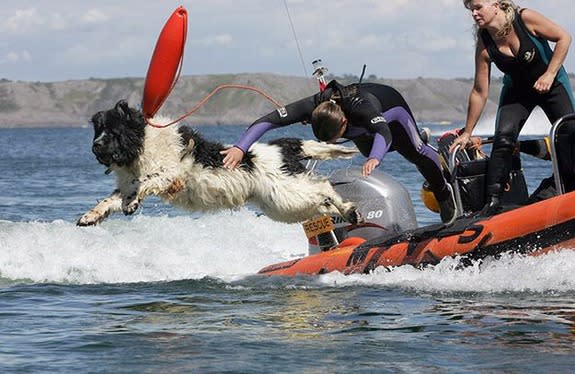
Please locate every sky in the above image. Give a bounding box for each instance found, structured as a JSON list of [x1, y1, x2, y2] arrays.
[[1, 0, 574, 82]]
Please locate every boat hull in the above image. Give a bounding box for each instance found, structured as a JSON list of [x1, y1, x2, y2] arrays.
[[258, 191, 575, 276]]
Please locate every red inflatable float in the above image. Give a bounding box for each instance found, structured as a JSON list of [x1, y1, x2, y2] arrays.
[[142, 6, 188, 119]]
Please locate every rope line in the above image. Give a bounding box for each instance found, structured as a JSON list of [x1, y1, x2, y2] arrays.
[[145, 84, 284, 128]]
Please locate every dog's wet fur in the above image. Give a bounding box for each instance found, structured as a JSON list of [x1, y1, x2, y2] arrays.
[[77, 100, 361, 226]]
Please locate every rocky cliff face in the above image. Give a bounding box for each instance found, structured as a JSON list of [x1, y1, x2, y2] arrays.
[[1, 73, 569, 128]]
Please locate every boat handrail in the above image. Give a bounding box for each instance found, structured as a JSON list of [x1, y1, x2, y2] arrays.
[[549, 112, 575, 195], [448, 144, 465, 214], [447, 137, 494, 214], [448, 114, 575, 207]]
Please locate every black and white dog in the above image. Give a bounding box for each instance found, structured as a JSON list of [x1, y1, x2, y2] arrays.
[[77, 100, 361, 226]]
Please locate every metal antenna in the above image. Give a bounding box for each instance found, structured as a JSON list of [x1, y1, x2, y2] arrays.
[[282, 0, 308, 76]]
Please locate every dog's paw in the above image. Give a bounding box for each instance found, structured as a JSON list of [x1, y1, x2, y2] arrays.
[[122, 200, 140, 215], [76, 211, 103, 226]]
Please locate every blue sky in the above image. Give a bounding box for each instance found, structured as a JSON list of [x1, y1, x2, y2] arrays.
[[1, 0, 573, 82]]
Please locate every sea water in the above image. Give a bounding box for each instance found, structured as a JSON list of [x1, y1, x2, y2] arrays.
[[1, 123, 575, 373]]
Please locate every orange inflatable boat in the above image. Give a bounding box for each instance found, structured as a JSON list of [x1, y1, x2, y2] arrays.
[[258, 114, 575, 276], [258, 190, 575, 276]]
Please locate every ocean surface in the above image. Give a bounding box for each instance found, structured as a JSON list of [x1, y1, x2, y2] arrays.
[[1, 119, 575, 373]]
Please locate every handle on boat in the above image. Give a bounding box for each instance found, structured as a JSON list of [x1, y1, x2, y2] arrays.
[[448, 144, 465, 214], [549, 112, 575, 195]]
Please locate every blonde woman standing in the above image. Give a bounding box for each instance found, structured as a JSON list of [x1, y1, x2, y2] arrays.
[[451, 0, 575, 215]]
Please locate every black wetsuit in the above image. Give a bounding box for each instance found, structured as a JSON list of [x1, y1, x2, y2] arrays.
[[480, 9, 575, 195], [235, 81, 451, 202]]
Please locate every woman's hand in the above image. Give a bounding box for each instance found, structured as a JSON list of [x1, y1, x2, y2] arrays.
[[362, 158, 380, 177], [533, 71, 555, 94], [449, 132, 471, 153], [220, 146, 245, 169]]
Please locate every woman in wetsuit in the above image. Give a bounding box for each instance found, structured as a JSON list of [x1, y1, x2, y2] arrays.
[[221, 80, 457, 224], [451, 0, 575, 215]]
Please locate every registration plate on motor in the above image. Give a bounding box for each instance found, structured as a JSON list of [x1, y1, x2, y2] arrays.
[[302, 215, 334, 239]]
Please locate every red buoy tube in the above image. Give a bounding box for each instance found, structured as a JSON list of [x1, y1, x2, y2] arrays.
[[142, 6, 188, 119]]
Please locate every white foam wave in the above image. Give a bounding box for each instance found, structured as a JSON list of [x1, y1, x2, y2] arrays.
[[0, 209, 306, 284], [2, 211, 574, 292], [319, 250, 575, 293], [473, 107, 552, 136], [429, 107, 552, 137]]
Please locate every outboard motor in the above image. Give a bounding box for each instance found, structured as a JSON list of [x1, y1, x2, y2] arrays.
[[304, 58, 417, 254], [304, 167, 417, 254]]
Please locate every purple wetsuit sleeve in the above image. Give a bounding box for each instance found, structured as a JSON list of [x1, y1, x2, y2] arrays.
[[234, 95, 319, 153], [234, 122, 281, 153], [368, 133, 391, 161]]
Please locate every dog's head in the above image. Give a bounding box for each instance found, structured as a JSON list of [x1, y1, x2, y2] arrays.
[[90, 100, 146, 168]]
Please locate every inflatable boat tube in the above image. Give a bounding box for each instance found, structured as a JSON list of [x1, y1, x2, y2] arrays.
[[258, 190, 575, 276]]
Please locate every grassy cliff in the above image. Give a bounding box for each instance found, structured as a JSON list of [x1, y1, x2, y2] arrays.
[[0, 73, 565, 128]]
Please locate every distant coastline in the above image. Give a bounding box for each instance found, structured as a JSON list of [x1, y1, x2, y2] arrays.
[[1, 73, 573, 128]]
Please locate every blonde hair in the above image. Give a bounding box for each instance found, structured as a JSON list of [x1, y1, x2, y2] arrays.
[[311, 101, 346, 142], [463, 0, 518, 39]]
